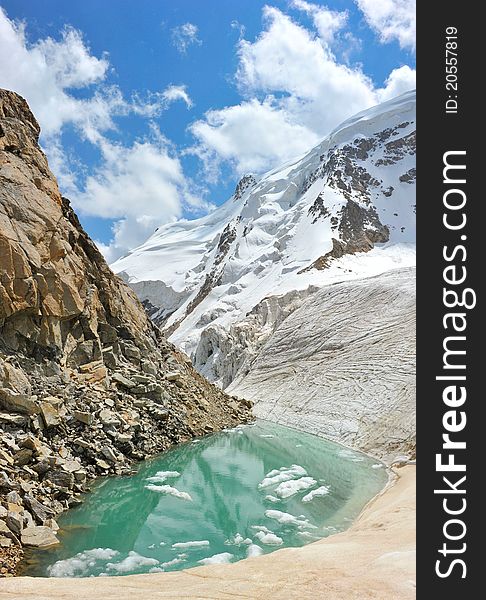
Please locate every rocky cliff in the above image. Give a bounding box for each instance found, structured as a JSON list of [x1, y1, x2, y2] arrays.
[[0, 89, 252, 574]]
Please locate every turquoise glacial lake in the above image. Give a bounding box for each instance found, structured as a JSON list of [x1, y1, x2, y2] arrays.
[[24, 420, 387, 577]]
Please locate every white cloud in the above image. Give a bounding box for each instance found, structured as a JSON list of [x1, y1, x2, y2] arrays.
[[291, 0, 347, 44], [190, 5, 414, 177], [0, 7, 200, 260], [230, 20, 246, 40], [171, 23, 201, 54], [190, 98, 319, 178], [162, 85, 193, 108], [73, 131, 186, 260], [377, 65, 416, 102], [356, 0, 416, 51]]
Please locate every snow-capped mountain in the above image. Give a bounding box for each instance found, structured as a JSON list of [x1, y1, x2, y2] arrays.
[[112, 91, 416, 388]]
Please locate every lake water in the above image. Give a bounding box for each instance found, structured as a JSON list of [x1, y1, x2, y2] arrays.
[[23, 420, 387, 577]]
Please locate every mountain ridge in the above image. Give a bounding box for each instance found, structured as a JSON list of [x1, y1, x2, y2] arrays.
[[113, 90, 416, 385]]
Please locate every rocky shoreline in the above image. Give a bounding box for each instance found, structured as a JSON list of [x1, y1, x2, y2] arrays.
[[0, 352, 252, 576], [0, 89, 252, 577], [1, 466, 416, 599]]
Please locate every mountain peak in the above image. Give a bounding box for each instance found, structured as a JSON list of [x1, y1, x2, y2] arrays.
[[112, 93, 416, 382]]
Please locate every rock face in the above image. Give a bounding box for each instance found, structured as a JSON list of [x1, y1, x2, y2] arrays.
[[0, 89, 252, 575], [228, 268, 416, 460]]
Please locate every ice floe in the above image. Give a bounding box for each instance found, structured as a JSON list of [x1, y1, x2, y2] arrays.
[[145, 484, 192, 501], [198, 552, 234, 565], [258, 465, 307, 488], [265, 494, 280, 503], [254, 531, 283, 545], [161, 555, 187, 569], [224, 533, 252, 546], [106, 551, 159, 574], [145, 470, 180, 483], [247, 544, 264, 557], [47, 548, 120, 578], [265, 509, 317, 529], [302, 485, 330, 503], [172, 540, 210, 549], [274, 476, 317, 499]]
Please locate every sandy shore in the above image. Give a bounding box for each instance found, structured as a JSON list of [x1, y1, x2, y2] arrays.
[[0, 465, 415, 599]]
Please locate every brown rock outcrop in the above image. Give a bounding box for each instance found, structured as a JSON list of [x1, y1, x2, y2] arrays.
[[0, 89, 252, 575]]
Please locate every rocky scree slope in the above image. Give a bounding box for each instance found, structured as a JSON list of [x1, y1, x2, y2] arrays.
[[113, 92, 416, 387], [0, 89, 252, 575]]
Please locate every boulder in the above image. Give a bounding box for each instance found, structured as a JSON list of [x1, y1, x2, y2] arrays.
[[21, 526, 59, 548], [6, 512, 23, 536], [73, 410, 94, 425], [112, 373, 136, 389], [24, 495, 54, 524], [0, 390, 39, 415], [40, 401, 60, 428]]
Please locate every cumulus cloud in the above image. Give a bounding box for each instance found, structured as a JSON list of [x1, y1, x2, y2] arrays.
[[0, 7, 198, 260], [190, 98, 319, 179], [73, 129, 203, 261], [171, 23, 201, 54], [291, 0, 348, 44], [377, 65, 416, 102], [190, 5, 415, 177], [356, 0, 416, 51], [162, 85, 193, 108]]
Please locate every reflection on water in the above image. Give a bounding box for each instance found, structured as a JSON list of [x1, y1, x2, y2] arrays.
[[23, 420, 387, 577]]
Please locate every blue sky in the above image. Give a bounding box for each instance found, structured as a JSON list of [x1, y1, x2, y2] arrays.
[[0, 0, 415, 261]]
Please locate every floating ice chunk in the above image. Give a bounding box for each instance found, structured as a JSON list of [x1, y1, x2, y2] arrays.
[[149, 566, 164, 573], [250, 525, 274, 534], [198, 552, 234, 565], [48, 548, 120, 577], [297, 531, 320, 540], [147, 544, 155, 549], [106, 551, 159, 573], [275, 477, 317, 499], [145, 484, 192, 501], [265, 509, 317, 529], [172, 540, 210, 549], [254, 531, 283, 545], [161, 555, 187, 569], [224, 533, 252, 546], [259, 465, 307, 488], [146, 470, 180, 483], [302, 485, 330, 503], [159, 541, 166, 546], [265, 495, 280, 503], [247, 544, 264, 557], [371, 463, 384, 469]]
